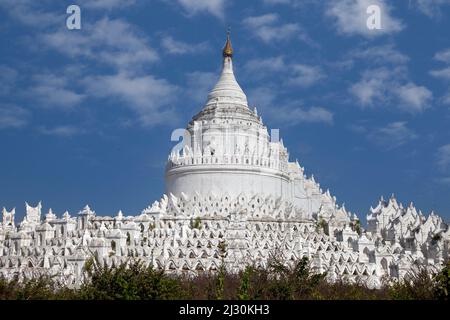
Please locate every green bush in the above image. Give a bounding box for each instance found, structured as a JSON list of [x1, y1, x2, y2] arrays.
[[316, 218, 329, 235], [79, 258, 184, 300], [388, 264, 443, 300], [190, 217, 202, 230], [0, 257, 448, 300], [0, 275, 78, 300], [434, 261, 450, 299]]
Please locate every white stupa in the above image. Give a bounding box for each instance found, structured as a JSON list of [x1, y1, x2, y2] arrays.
[[166, 33, 318, 215]]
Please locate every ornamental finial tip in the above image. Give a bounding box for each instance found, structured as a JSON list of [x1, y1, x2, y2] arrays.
[[223, 28, 233, 58]]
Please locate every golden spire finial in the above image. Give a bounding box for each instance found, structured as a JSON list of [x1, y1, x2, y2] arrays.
[[222, 28, 233, 58]]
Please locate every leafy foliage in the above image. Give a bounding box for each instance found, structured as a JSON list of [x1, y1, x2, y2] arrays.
[[215, 263, 226, 300], [80, 258, 184, 300], [388, 263, 447, 300], [434, 261, 450, 299], [0, 257, 448, 300], [190, 217, 202, 230], [350, 220, 362, 236], [316, 218, 329, 235]]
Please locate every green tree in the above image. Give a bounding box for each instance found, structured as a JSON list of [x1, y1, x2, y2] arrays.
[[434, 261, 450, 300], [238, 266, 253, 300], [190, 217, 202, 229], [215, 263, 226, 300]]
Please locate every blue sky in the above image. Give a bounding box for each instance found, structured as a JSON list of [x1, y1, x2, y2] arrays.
[[0, 0, 449, 222]]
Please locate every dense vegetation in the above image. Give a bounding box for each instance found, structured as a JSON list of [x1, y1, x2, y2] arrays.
[[0, 257, 448, 300]]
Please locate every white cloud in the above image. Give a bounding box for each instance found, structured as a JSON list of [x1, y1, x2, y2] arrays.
[[263, 0, 292, 4], [349, 68, 432, 113], [38, 125, 83, 137], [325, 0, 404, 37], [0, 65, 18, 95], [275, 105, 333, 125], [161, 36, 209, 55], [243, 59, 329, 125], [0, 0, 135, 29], [185, 72, 217, 103], [262, 0, 317, 7], [350, 44, 409, 65], [349, 68, 391, 106], [336, 44, 409, 71], [436, 144, 450, 170], [436, 176, 450, 185], [414, 0, 450, 18], [174, 0, 226, 19], [247, 87, 278, 110], [83, 0, 136, 10], [442, 93, 450, 105], [30, 73, 85, 110], [244, 56, 287, 80], [348, 123, 368, 134], [0, 104, 30, 129], [243, 14, 279, 28], [0, 0, 61, 29], [83, 73, 180, 127], [247, 87, 333, 126], [396, 83, 433, 112], [1, 3, 184, 129], [32, 86, 84, 110], [431, 48, 450, 104], [41, 18, 159, 72], [288, 64, 326, 87], [347, 45, 433, 113], [430, 67, 450, 80], [268, 104, 334, 126], [368, 122, 417, 149], [244, 56, 325, 88], [243, 14, 309, 44], [434, 48, 450, 63], [350, 79, 383, 106], [30, 15, 180, 128]]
